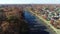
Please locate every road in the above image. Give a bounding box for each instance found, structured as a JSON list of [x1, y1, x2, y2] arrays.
[[24, 11, 56, 34]]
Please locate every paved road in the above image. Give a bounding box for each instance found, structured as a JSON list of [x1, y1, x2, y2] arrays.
[[24, 11, 56, 34]]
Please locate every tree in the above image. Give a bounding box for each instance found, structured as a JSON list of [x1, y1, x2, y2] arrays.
[[6, 15, 19, 23], [6, 15, 29, 34], [44, 7, 49, 10]]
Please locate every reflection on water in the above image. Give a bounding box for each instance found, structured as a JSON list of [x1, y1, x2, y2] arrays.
[[24, 11, 49, 34]]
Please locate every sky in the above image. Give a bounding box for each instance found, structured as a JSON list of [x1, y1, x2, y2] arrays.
[[0, 0, 60, 4]]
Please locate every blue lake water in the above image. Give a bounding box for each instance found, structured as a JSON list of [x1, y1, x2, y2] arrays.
[[24, 11, 55, 34]]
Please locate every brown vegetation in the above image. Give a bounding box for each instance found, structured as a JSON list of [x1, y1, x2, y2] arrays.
[[0, 6, 28, 34]]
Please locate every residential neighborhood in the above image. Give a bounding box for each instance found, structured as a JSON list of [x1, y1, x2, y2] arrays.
[[0, 4, 60, 34]]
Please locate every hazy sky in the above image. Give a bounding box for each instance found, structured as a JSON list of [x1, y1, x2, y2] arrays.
[[0, 0, 60, 4]]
